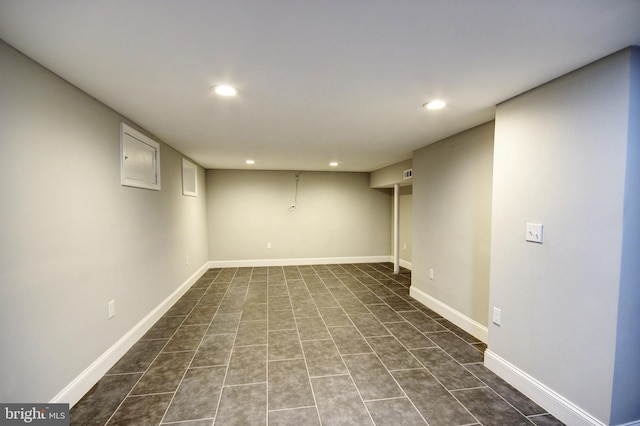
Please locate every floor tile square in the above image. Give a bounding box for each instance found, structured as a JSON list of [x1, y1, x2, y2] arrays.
[[296, 316, 330, 340], [392, 369, 476, 426], [162, 366, 225, 423], [452, 387, 532, 426], [235, 320, 267, 346], [107, 394, 172, 426], [400, 311, 447, 333], [131, 351, 193, 395], [268, 359, 315, 410], [163, 324, 208, 352], [107, 340, 166, 374], [70, 373, 142, 426], [342, 353, 403, 401], [384, 321, 435, 349], [225, 345, 267, 385], [207, 312, 241, 335], [191, 334, 234, 367], [349, 313, 390, 337], [427, 331, 483, 364], [311, 375, 373, 426], [301, 339, 347, 377], [365, 398, 427, 425], [328, 325, 372, 355], [268, 309, 296, 331], [268, 329, 303, 360], [465, 363, 547, 416], [268, 407, 320, 426], [366, 336, 422, 370], [412, 347, 483, 390], [317, 307, 351, 327], [215, 383, 266, 426]]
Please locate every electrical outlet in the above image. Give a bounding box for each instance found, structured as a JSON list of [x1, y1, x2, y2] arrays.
[[185, 255, 189, 265], [526, 223, 543, 243], [492, 307, 501, 325], [429, 268, 434, 280], [108, 300, 115, 319], [267, 242, 272, 249]]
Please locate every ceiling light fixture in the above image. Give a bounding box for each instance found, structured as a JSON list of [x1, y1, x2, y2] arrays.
[[212, 84, 239, 96], [245, 159, 255, 165], [424, 100, 446, 110], [329, 162, 339, 167]]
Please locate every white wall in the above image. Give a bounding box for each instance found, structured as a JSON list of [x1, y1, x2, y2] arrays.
[[0, 41, 209, 404], [207, 169, 391, 264], [488, 48, 638, 425], [411, 122, 494, 337]]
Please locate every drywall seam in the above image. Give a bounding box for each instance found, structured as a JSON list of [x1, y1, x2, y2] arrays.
[[409, 285, 488, 342], [484, 350, 607, 426], [208, 256, 392, 268], [50, 262, 209, 407]]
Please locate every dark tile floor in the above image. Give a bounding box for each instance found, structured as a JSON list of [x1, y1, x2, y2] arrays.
[[71, 263, 565, 425]]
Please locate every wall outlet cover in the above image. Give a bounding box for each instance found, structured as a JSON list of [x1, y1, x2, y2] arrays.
[[525, 223, 543, 243]]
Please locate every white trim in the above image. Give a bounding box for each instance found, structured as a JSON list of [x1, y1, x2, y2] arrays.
[[208, 255, 392, 268], [51, 262, 209, 407], [399, 259, 412, 270], [409, 285, 488, 343], [484, 350, 607, 426]]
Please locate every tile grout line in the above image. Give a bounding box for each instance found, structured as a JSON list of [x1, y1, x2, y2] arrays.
[[158, 270, 225, 425], [107, 272, 220, 426]]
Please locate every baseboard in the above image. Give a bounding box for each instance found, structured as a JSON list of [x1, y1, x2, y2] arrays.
[[409, 285, 488, 343], [208, 255, 393, 268], [484, 350, 607, 426], [51, 262, 210, 408], [399, 259, 412, 270]]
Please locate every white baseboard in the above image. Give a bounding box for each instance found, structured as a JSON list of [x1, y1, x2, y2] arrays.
[[484, 350, 607, 426], [208, 255, 392, 268], [409, 285, 488, 343], [399, 259, 412, 270], [51, 262, 210, 408]]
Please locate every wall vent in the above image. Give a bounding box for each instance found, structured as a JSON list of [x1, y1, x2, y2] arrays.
[[403, 169, 413, 180]]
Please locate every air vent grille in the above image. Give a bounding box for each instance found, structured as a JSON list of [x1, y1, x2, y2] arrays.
[[403, 169, 413, 180]]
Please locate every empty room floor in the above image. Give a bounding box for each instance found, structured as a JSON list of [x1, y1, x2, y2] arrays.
[[70, 263, 564, 425]]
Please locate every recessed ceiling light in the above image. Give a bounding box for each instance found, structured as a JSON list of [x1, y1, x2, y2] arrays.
[[245, 159, 255, 165], [212, 85, 239, 96], [424, 100, 446, 110], [329, 162, 339, 167]]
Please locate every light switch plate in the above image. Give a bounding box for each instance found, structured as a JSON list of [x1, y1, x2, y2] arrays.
[[492, 307, 501, 325], [526, 223, 543, 243]]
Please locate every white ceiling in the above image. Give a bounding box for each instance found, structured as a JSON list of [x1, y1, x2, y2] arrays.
[[1, 1, 639, 172]]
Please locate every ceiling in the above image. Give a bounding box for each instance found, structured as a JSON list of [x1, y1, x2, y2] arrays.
[[1, 1, 639, 172]]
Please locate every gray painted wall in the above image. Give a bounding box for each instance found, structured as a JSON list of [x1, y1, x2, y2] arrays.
[[412, 122, 494, 326], [0, 41, 209, 403], [399, 187, 412, 267], [369, 158, 412, 188], [610, 46, 640, 426], [489, 48, 638, 424], [207, 170, 391, 262]]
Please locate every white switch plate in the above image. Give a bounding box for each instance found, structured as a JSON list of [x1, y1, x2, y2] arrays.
[[267, 242, 272, 249], [429, 268, 434, 280], [526, 223, 543, 243], [108, 300, 115, 319], [492, 307, 501, 325]]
